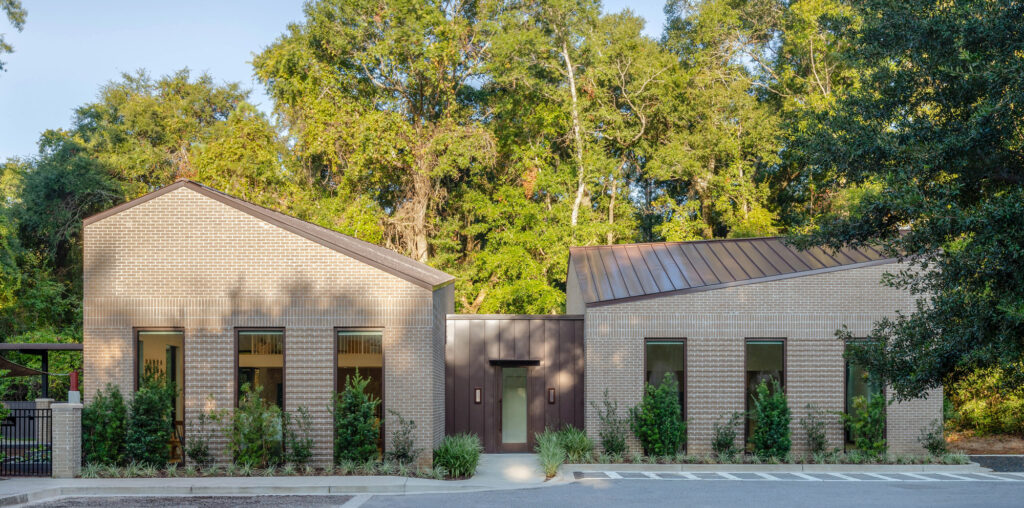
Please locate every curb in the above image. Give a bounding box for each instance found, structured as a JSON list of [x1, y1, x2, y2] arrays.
[[561, 462, 991, 474]]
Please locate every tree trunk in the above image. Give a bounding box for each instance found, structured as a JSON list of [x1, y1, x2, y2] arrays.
[[607, 173, 617, 245], [562, 40, 587, 227]]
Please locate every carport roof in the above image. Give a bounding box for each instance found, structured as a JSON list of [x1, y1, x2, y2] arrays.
[[83, 180, 455, 291], [569, 237, 896, 306]]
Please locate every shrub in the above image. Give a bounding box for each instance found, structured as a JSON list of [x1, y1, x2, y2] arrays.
[[556, 425, 593, 463], [433, 433, 482, 478], [798, 403, 828, 455], [226, 383, 283, 467], [711, 412, 742, 460], [535, 429, 565, 478], [629, 373, 686, 456], [186, 406, 213, 468], [947, 363, 1024, 435], [283, 406, 314, 465], [591, 388, 628, 456], [842, 393, 887, 457], [125, 365, 177, 466], [749, 379, 791, 459], [82, 383, 128, 465], [918, 418, 948, 456], [384, 410, 420, 465], [334, 369, 381, 463]]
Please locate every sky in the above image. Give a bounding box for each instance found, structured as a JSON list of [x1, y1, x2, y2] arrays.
[[0, 1, 666, 160]]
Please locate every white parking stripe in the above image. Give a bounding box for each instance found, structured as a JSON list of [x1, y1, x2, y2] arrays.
[[828, 473, 860, 481], [606, 471, 622, 479], [901, 473, 939, 481], [973, 472, 1014, 481], [936, 472, 978, 481], [793, 472, 821, 481], [718, 472, 741, 480], [679, 472, 699, 480], [865, 473, 899, 481], [1007, 472, 1024, 479], [756, 472, 780, 480], [642, 472, 660, 479]]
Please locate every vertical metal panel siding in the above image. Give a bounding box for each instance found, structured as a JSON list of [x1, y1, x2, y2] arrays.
[[445, 315, 585, 453]]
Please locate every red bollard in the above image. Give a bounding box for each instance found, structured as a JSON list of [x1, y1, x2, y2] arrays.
[[70, 370, 79, 392]]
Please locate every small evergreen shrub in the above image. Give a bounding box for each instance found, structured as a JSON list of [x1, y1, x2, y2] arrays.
[[918, 418, 948, 456], [226, 383, 283, 467], [433, 433, 482, 478], [125, 364, 177, 466], [186, 407, 213, 467], [535, 429, 565, 478], [711, 412, 742, 460], [798, 403, 828, 455], [283, 406, 314, 465], [629, 373, 686, 456], [591, 388, 628, 456], [333, 369, 381, 463], [843, 393, 888, 457], [750, 379, 791, 459], [384, 410, 420, 465], [82, 383, 128, 465], [556, 425, 593, 463]]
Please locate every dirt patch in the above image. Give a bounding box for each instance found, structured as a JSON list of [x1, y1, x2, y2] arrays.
[[947, 431, 1024, 454]]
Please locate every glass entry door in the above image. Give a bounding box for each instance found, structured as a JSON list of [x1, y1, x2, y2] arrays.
[[500, 367, 528, 450]]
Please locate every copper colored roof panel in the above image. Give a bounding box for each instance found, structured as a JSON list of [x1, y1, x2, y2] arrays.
[[569, 237, 896, 306]]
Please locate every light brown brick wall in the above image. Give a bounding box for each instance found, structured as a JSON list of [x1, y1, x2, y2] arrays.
[[83, 187, 450, 465], [583, 263, 941, 456]]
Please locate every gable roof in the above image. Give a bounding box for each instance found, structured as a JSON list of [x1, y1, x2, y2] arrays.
[[569, 237, 896, 307], [83, 180, 455, 291]]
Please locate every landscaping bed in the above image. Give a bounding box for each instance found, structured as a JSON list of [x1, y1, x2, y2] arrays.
[[80, 460, 447, 480], [947, 431, 1024, 455]]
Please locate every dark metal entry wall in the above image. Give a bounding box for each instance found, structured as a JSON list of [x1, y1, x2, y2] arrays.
[[445, 314, 584, 453]]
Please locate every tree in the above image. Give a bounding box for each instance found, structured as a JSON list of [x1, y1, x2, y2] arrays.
[[0, 0, 26, 72], [795, 0, 1024, 399]]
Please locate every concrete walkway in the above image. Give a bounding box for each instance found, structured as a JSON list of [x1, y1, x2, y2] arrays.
[[0, 454, 554, 506]]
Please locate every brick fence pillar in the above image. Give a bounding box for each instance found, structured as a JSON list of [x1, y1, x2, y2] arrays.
[[51, 403, 82, 478], [34, 398, 53, 444]]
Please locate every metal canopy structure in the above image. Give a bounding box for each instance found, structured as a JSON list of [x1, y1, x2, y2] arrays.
[[0, 343, 83, 398]]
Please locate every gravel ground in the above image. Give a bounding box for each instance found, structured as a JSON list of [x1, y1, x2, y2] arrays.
[[970, 455, 1024, 472], [34, 495, 353, 507]]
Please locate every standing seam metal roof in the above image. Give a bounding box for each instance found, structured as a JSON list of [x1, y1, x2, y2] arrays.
[[569, 237, 895, 306]]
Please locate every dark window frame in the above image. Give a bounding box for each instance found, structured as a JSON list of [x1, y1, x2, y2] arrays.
[[334, 327, 386, 452], [843, 338, 886, 450], [133, 327, 186, 462], [234, 327, 286, 409], [643, 338, 688, 422], [743, 337, 787, 445]]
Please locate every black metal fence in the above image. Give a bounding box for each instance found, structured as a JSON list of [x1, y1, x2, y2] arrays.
[[0, 408, 52, 476]]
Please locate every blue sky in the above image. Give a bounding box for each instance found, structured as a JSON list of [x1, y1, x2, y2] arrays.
[[0, 1, 666, 160]]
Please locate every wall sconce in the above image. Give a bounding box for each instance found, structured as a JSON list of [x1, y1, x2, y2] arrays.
[[474, 387, 482, 404], [548, 388, 556, 404]]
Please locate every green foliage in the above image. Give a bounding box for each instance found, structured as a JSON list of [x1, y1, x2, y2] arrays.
[[125, 364, 177, 467], [798, 404, 828, 456], [629, 373, 687, 456], [432, 433, 482, 479], [712, 412, 743, 460], [185, 408, 213, 468], [534, 429, 565, 478], [384, 410, 419, 466], [82, 384, 128, 465], [555, 425, 594, 464], [225, 383, 283, 468], [918, 419, 948, 457], [947, 363, 1024, 436], [333, 369, 381, 464], [283, 406, 314, 465], [0, 0, 26, 72], [749, 379, 791, 459], [591, 388, 628, 456], [842, 393, 887, 457]]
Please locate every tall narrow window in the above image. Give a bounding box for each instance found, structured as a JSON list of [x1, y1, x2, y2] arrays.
[[338, 330, 384, 447], [237, 330, 284, 407], [136, 330, 184, 422], [645, 340, 686, 421], [745, 339, 785, 441], [845, 345, 883, 445]]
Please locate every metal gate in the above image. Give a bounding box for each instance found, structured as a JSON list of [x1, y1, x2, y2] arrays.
[[0, 408, 52, 476]]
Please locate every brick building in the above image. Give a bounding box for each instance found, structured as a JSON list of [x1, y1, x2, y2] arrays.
[[83, 180, 939, 464]]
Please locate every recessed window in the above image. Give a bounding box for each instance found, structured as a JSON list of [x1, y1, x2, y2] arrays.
[[845, 347, 883, 445], [136, 330, 183, 421], [745, 339, 785, 441], [337, 330, 383, 446], [645, 340, 686, 420], [237, 330, 284, 407]]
